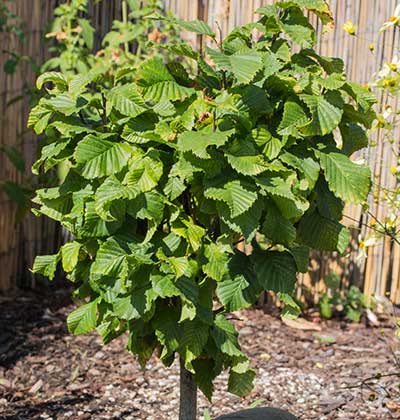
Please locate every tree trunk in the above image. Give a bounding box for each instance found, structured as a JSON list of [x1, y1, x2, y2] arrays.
[[179, 357, 197, 420]]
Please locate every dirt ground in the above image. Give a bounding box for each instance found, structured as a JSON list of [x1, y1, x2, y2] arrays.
[[0, 290, 399, 420]]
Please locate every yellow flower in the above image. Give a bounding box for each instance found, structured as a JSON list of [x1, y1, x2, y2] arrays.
[[343, 20, 356, 35], [369, 43, 375, 52]]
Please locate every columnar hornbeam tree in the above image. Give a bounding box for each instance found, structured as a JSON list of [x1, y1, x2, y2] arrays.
[[30, 1, 374, 418]]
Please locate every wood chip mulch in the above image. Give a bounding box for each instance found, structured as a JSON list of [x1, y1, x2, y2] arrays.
[[0, 290, 399, 420]]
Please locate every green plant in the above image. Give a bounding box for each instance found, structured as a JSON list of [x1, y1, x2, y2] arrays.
[[319, 272, 374, 322], [30, 1, 375, 418], [43, 0, 178, 76]]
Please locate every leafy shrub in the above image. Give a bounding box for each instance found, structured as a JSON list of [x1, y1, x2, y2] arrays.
[[319, 272, 374, 322], [30, 0, 375, 399]]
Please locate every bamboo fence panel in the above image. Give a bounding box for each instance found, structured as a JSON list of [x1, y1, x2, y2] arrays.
[[1, 0, 400, 304]]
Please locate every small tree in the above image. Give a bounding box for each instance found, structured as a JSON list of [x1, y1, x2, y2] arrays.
[[30, 1, 375, 418]]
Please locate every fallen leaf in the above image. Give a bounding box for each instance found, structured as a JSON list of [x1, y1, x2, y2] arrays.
[[282, 317, 322, 331]]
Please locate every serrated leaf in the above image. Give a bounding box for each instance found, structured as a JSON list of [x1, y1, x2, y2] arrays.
[[212, 315, 242, 357], [32, 254, 60, 280], [67, 300, 97, 335], [218, 199, 263, 242], [318, 152, 371, 204], [217, 276, 251, 312], [91, 237, 129, 278], [277, 101, 310, 137], [289, 244, 310, 273], [205, 180, 257, 218], [177, 129, 234, 159], [300, 93, 343, 135], [279, 7, 316, 48], [36, 72, 68, 90], [262, 201, 296, 246], [124, 152, 163, 192], [61, 241, 81, 272], [94, 176, 124, 221], [151, 273, 180, 298], [107, 85, 148, 118], [225, 139, 267, 175], [280, 293, 301, 319], [113, 287, 156, 320], [142, 81, 195, 103], [177, 19, 215, 37], [74, 135, 132, 179], [252, 250, 297, 293], [298, 210, 346, 251], [164, 177, 186, 200], [228, 369, 255, 397], [203, 241, 232, 281], [251, 127, 282, 160], [207, 48, 263, 84], [230, 51, 263, 84], [256, 175, 309, 219]]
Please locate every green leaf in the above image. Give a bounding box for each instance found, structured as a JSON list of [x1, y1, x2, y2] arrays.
[[228, 368, 256, 397], [113, 287, 156, 320], [217, 276, 252, 312], [212, 315, 242, 357], [230, 51, 263, 84], [74, 135, 133, 179], [32, 254, 60, 280], [142, 81, 195, 102], [180, 320, 209, 365], [203, 241, 232, 282], [251, 127, 282, 160], [279, 7, 316, 48], [94, 176, 124, 221], [61, 242, 81, 272], [340, 123, 368, 156], [256, 175, 309, 219], [107, 85, 148, 118], [164, 176, 186, 200], [279, 152, 320, 191], [193, 359, 217, 401], [36, 72, 68, 90], [225, 139, 267, 175], [262, 201, 296, 246], [67, 300, 98, 335], [277, 101, 310, 137], [205, 180, 257, 218], [42, 94, 87, 116], [91, 237, 129, 278], [177, 129, 234, 159], [218, 199, 263, 242], [151, 273, 180, 298], [4, 59, 18, 75], [207, 48, 263, 84], [289, 244, 310, 273], [300, 93, 343, 135], [280, 293, 301, 319], [77, 18, 95, 49], [318, 152, 371, 204], [298, 210, 347, 251], [124, 152, 163, 192], [252, 250, 297, 293], [177, 19, 216, 37]]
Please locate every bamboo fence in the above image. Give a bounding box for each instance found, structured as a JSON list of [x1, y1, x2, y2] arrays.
[[0, 0, 399, 304]]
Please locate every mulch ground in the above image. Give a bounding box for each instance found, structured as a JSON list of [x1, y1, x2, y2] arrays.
[[0, 289, 399, 420]]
